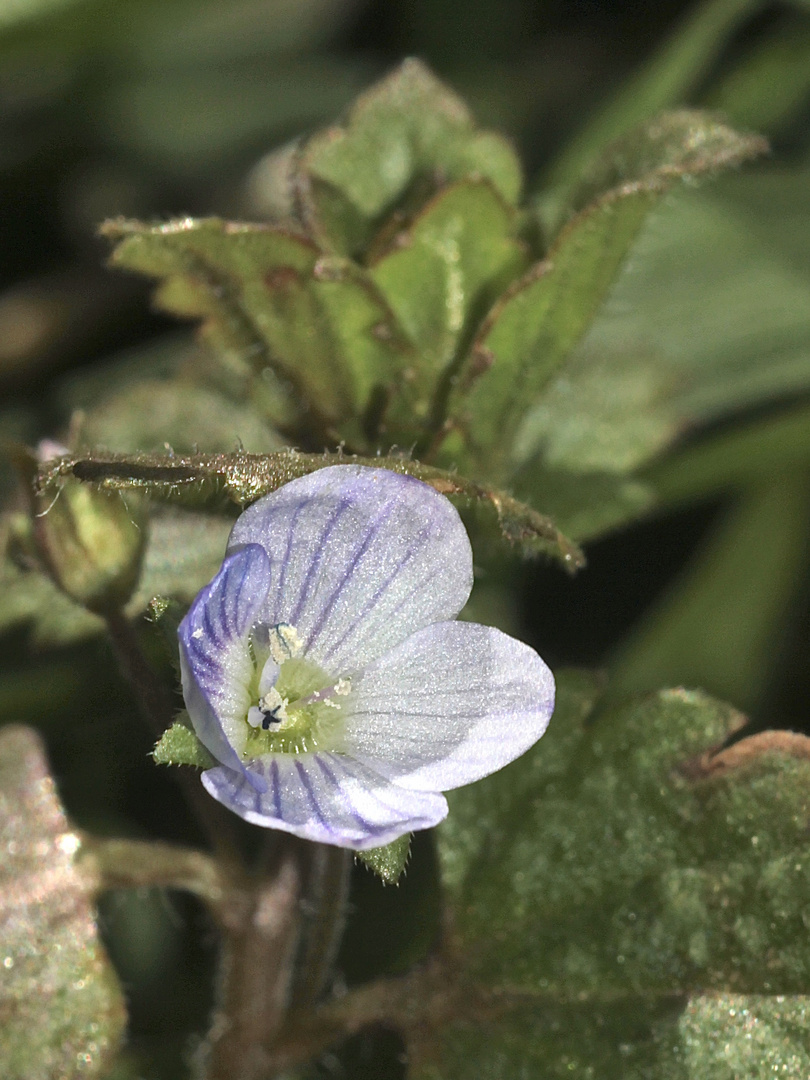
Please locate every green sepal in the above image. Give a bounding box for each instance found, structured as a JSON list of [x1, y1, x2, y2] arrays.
[[356, 833, 412, 885], [153, 716, 215, 769]]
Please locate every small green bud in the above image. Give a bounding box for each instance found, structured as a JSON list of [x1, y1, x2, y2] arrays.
[[17, 447, 146, 614]]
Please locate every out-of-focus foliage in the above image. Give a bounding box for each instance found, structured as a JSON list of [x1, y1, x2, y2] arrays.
[[0, 725, 125, 1080]]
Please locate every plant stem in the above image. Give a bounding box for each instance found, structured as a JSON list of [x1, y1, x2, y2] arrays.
[[80, 834, 227, 910], [204, 834, 308, 1080], [290, 844, 352, 1010]]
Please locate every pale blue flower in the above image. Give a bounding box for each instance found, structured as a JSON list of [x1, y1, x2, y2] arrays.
[[178, 466, 554, 850]]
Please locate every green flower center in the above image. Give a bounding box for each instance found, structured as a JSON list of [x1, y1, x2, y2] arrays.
[[241, 625, 350, 758]]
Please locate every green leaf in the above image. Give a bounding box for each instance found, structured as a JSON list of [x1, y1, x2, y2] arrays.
[[512, 464, 656, 543], [153, 718, 215, 769], [541, 0, 766, 223], [79, 378, 285, 455], [411, 999, 678, 1080], [505, 170, 810, 541], [37, 450, 585, 570], [450, 114, 765, 480], [703, 15, 810, 136], [610, 477, 810, 711], [563, 109, 768, 228], [579, 179, 810, 435], [368, 180, 526, 426], [0, 725, 125, 1079], [296, 59, 523, 256], [0, 559, 103, 646], [103, 217, 412, 436], [663, 993, 810, 1078], [648, 399, 810, 509], [356, 834, 412, 886], [128, 507, 232, 613], [427, 673, 810, 1076]]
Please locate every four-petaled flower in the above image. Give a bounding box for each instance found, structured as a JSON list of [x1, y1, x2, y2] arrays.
[[178, 466, 554, 850]]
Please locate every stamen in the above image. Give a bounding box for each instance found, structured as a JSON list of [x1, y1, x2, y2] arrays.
[[268, 623, 304, 664]]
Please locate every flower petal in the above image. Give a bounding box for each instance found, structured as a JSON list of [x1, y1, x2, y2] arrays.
[[178, 544, 271, 781], [227, 466, 473, 672], [340, 621, 554, 792], [201, 751, 448, 849]]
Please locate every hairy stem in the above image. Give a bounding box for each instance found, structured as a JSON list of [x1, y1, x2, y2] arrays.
[[204, 834, 308, 1080], [80, 835, 227, 909]]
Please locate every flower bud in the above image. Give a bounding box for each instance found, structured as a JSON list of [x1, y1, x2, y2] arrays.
[[16, 446, 146, 614]]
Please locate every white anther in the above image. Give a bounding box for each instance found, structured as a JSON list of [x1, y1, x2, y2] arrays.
[[268, 623, 304, 664], [260, 687, 288, 723], [334, 678, 351, 696]]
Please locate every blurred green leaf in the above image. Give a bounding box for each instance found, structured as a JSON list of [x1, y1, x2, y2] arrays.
[[0, 0, 85, 31], [427, 675, 810, 1076], [540, 0, 765, 225], [367, 180, 527, 431], [507, 171, 810, 541], [297, 58, 523, 256], [704, 16, 810, 136], [611, 477, 810, 711], [0, 506, 231, 646], [80, 379, 284, 455], [449, 113, 763, 480], [0, 559, 102, 645], [128, 507, 232, 613], [356, 834, 412, 886], [513, 464, 656, 543], [0, 725, 125, 1079], [648, 400, 810, 509]]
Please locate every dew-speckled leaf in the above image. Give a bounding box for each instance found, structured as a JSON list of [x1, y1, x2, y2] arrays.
[[451, 116, 764, 479], [103, 218, 412, 433], [426, 679, 810, 1077], [440, 678, 810, 998], [297, 59, 523, 256], [663, 994, 810, 1079], [356, 834, 412, 886], [0, 726, 125, 1080], [368, 180, 526, 427], [411, 999, 679, 1080]]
